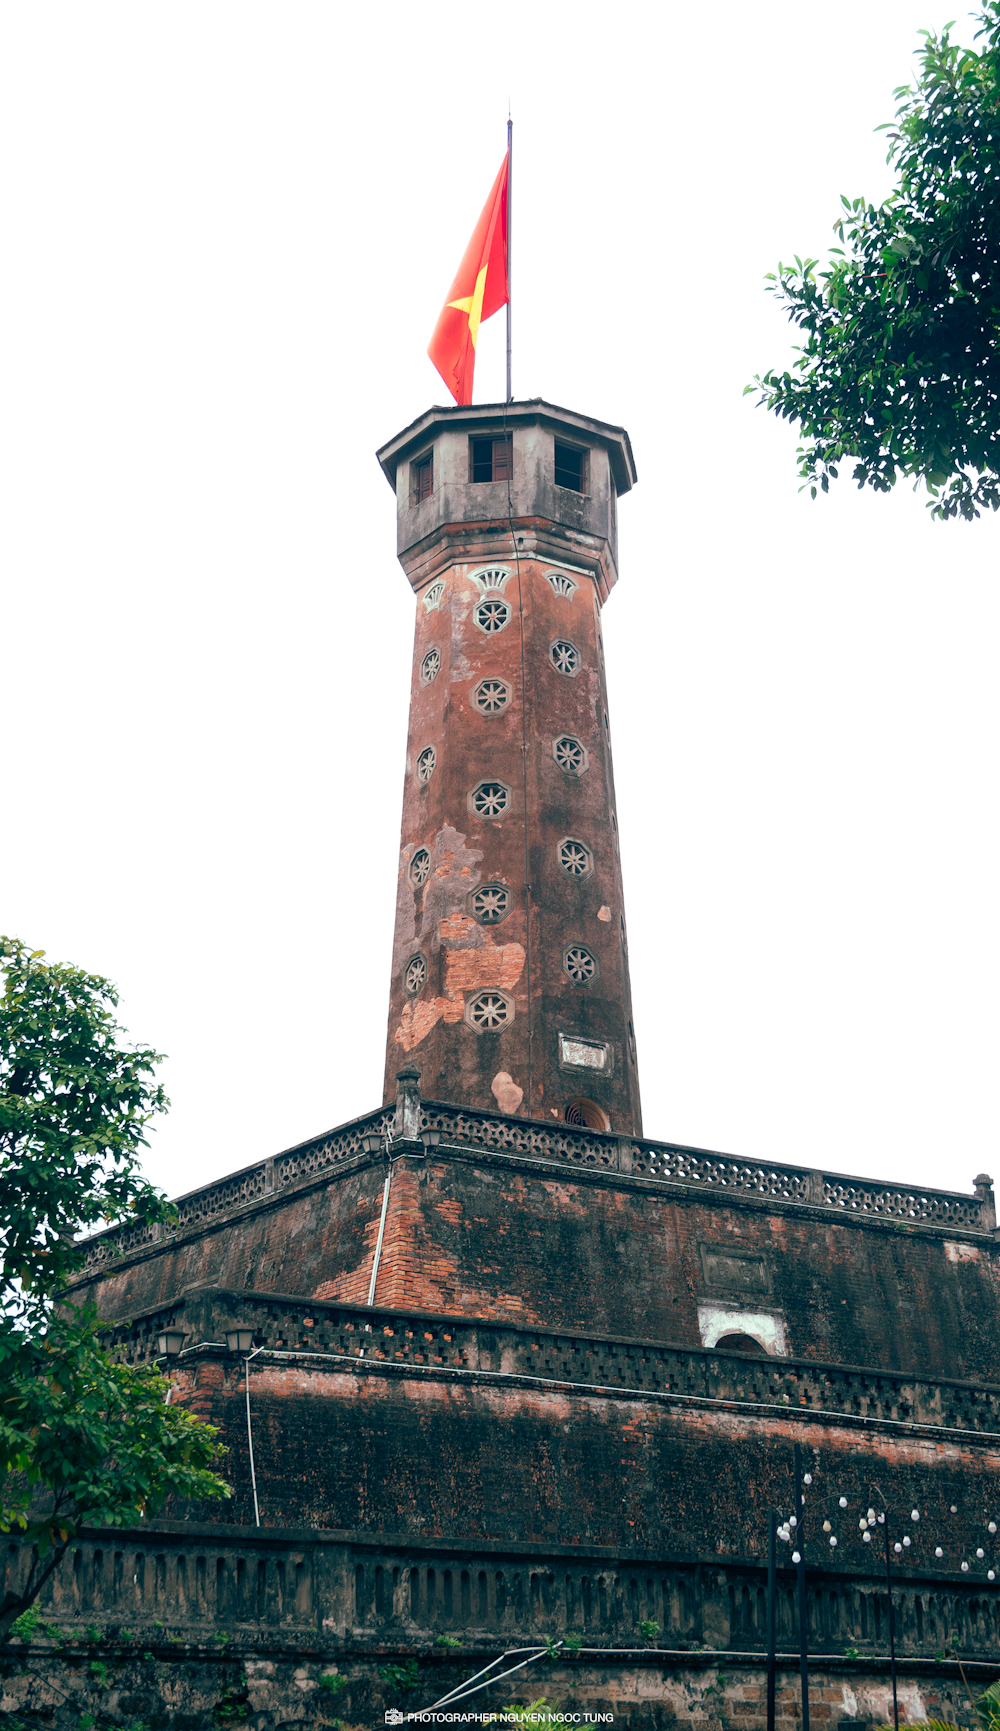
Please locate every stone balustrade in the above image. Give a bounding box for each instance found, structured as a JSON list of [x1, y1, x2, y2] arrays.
[[106, 1286, 1000, 1436], [5, 1520, 1000, 1661], [75, 1098, 996, 1280]]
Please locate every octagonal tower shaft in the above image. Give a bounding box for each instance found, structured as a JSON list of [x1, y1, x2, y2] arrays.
[[376, 400, 642, 1136]]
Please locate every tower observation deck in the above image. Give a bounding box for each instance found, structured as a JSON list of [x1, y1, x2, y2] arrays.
[[376, 398, 642, 1135]]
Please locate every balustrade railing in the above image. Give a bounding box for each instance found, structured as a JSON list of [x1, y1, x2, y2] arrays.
[[106, 1287, 1000, 1435], [5, 1524, 998, 1659], [76, 1097, 993, 1278]]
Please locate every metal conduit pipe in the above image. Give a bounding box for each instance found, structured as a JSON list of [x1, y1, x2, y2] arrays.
[[367, 1163, 392, 1307], [244, 1344, 265, 1526]]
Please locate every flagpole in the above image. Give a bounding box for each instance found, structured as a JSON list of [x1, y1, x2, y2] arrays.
[[506, 116, 513, 403]]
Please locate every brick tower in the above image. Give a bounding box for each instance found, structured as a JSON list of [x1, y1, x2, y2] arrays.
[[377, 399, 642, 1135]]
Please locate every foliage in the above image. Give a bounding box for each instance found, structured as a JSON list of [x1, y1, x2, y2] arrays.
[[751, 4, 1000, 521], [0, 937, 230, 1642], [214, 1677, 250, 1723], [502, 1701, 564, 1727], [319, 1672, 347, 1693], [978, 1678, 1000, 1728], [435, 1633, 462, 1650], [379, 1657, 421, 1692], [0, 936, 172, 1316], [638, 1619, 661, 1641]]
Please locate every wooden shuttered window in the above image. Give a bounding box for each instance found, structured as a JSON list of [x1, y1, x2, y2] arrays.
[[470, 436, 513, 483], [412, 453, 433, 503]]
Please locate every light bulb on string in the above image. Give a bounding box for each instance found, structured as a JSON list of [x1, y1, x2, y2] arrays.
[[911, 1509, 920, 1521], [990, 1522, 997, 1536], [823, 1520, 832, 1533], [789, 1515, 797, 1528], [962, 1561, 970, 1572], [903, 1536, 911, 1547], [830, 1536, 838, 1547], [803, 1474, 813, 1485], [878, 1513, 885, 1524], [990, 1572, 996, 1582], [951, 1506, 958, 1514], [894, 1542, 902, 1553], [792, 1551, 801, 1564], [839, 1497, 848, 1509], [867, 1508, 876, 1523], [863, 1532, 871, 1543], [977, 1548, 985, 1559], [935, 1548, 944, 1559]]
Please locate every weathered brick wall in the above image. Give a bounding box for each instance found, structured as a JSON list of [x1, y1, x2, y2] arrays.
[[6, 1647, 997, 1731], [141, 1336, 1000, 1583], [74, 1142, 1000, 1383]]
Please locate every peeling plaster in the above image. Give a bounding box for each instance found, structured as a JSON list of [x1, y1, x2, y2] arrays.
[[391, 825, 483, 978], [394, 926, 526, 1052], [491, 1071, 524, 1113], [945, 1240, 980, 1263]]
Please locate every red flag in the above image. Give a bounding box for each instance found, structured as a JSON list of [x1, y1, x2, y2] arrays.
[[428, 154, 509, 406]]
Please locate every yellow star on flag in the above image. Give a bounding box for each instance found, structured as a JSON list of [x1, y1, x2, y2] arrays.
[[448, 265, 488, 351]]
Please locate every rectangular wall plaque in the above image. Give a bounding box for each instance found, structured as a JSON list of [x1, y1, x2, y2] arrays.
[[559, 1033, 610, 1072], [698, 1243, 770, 1296]]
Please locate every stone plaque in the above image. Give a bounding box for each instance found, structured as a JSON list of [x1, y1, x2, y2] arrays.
[[559, 1033, 609, 1071], [698, 1243, 770, 1295]]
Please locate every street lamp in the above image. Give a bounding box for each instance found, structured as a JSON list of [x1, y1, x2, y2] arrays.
[[157, 1328, 186, 1357], [225, 1329, 254, 1353]]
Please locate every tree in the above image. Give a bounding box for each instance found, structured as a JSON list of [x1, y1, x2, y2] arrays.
[[0, 937, 229, 1640], [751, 4, 1000, 522]]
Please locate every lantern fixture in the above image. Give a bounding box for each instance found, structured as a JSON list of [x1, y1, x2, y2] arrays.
[[225, 1328, 255, 1353], [157, 1328, 186, 1357]]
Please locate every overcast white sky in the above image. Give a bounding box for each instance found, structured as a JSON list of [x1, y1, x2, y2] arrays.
[[3, 2, 997, 1206]]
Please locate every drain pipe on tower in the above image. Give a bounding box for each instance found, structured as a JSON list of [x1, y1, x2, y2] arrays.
[[243, 1343, 265, 1526], [367, 1137, 393, 1306], [366, 1069, 424, 1307]]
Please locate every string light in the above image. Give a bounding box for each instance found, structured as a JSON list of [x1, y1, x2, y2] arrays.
[[769, 1477, 997, 1585]]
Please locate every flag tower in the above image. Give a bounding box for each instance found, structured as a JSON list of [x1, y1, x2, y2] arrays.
[[377, 398, 642, 1134]]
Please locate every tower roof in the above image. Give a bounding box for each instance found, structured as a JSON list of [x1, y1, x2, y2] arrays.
[[376, 398, 638, 497]]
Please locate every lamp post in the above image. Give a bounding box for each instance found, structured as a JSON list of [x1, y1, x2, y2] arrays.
[[793, 1443, 810, 1731], [766, 1509, 777, 1731], [773, 1465, 998, 1731]]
